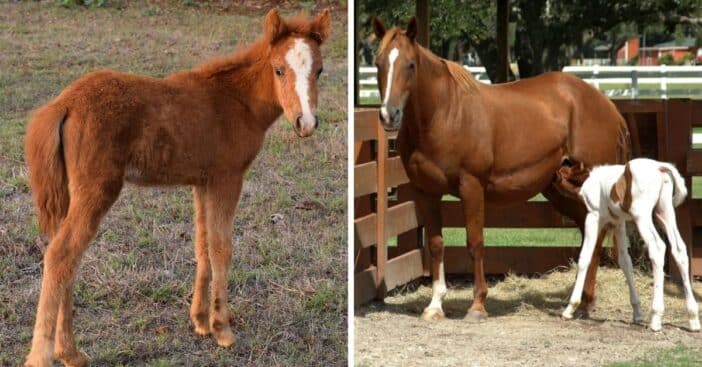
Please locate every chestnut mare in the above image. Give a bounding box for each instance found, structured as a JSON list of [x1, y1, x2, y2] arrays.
[[24, 9, 330, 367], [372, 17, 629, 322]]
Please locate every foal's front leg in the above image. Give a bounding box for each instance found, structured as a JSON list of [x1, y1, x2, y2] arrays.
[[563, 213, 602, 319], [203, 177, 243, 347], [190, 186, 211, 335]]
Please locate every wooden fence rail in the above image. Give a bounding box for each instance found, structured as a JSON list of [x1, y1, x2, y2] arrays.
[[355, 99, 702, 306]]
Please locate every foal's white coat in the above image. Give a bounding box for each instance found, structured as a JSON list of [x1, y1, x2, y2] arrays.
[[562, 158, 700, 331]]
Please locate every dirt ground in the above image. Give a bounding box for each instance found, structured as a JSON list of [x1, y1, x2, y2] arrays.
[[355, 267, 702, 367]]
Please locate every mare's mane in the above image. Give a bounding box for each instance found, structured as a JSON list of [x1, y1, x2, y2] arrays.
[[378, 27, 480, 93]]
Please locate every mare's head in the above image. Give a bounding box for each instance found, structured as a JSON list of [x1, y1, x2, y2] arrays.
[[265, 9, 330, 137], [372, 17, 419, 131]]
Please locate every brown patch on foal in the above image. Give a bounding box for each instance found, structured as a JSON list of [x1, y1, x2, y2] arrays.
[[610, 163, 633, 212]]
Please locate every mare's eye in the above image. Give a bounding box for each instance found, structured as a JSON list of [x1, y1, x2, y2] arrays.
[[408, 62, 415, 70], [275, 67, 284, 76]]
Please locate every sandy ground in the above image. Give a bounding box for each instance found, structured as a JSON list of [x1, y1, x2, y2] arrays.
[[355, 267, 702, 367]]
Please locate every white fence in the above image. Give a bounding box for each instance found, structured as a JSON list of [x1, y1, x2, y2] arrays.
[[358, 65, 702, 100]]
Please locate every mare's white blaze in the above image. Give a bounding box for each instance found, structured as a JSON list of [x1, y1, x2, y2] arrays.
[[428, 261, 446, 310], [285, 38, 314, 131], [380, 47, 399, 121]]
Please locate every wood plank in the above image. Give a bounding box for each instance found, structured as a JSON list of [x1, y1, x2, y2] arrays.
[[687, 150, 702, 175], [692, 101, 702, 127], [385, 156, 409, 188], [354, 213, 376, 249], [384, 249, 424, 291], [613, 100, 664, 114], [441, 201, 576, 228], [385, 201, 422, 239], [443, 246, 580, 274], [375, 123, 388, 298], [355, 109, 378, 142], [355, 266, 377, 307], [355, 161, 377, 197], [692, 199, 702, 227]]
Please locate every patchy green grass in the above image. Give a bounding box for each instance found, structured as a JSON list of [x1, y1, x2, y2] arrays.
[[606, 345, 702, 367], [0, 2, 346, 366]]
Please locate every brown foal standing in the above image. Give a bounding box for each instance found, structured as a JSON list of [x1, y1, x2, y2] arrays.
[[371, 17, 629, 322], [23, 9, 330, 367]]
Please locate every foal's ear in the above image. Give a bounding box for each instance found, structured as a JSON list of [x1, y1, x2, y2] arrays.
[[264, 8, 285, 43], [405, 16, 418, 41], [310, 9, 331, 44], [372, 16, 386, 40]]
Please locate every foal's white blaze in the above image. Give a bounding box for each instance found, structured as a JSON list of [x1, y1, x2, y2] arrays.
[[380, 47, 399, 122], [285, 38, 315, 134]]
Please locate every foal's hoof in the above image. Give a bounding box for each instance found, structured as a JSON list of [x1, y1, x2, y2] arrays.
[[214, 328, 237, 347], [465, 309, 488, 323], [58, 350, 88, 367], [420, 307, 445, 321], [689, 319, 701, 332], [193, 323, 211, 336], [24, 354, 51, 367]]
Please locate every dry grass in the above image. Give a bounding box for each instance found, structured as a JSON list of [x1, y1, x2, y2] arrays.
[[0, 1, 346, 366], [356, 266, 702, 367]]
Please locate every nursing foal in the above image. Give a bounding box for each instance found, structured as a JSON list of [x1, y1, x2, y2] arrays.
[[561, 158, 700, 331], [24, 9, 330, 367]]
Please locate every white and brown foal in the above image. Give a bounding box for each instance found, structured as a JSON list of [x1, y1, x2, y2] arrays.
[[561, 158, 700, 331]]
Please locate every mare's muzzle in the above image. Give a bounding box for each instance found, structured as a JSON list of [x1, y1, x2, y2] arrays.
[[379, 104, 402, 131]]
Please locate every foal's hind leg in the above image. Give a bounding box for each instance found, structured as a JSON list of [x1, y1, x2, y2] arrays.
[[26, 180, 121, 367], [203, 176, 243, 347], [190, 186, 211, 336], [613, 222, 643, 323], [654, 189, 700, 331]]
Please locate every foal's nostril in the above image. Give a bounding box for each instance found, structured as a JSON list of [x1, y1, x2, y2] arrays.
[[295, 115, 303, 131], [314, 116, 319, 128]]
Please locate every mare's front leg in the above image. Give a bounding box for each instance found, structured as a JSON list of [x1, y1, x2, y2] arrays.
[[563, 213, 602, 319], [415, 191, 446, 321], [458, 175, 488, 322], [190, 186, 211, 335], [203, 176, 243, 347]]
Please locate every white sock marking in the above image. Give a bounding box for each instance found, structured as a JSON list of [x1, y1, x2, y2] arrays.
[[380, 47, 399, 121], [285, 38, 314, 131]]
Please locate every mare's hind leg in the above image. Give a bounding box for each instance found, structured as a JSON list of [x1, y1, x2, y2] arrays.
[[654, 187, 700, 331], [26, 179, 121, 367], [414, 191, 446, 321], [459, 175, 488, 322], [190, 186, 211, 336], [542, 185, 600, 316], [203, 175, 243, 347]]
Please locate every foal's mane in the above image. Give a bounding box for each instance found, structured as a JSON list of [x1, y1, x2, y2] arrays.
[[194, 12, 323, 79], [378, 28, 479, 93]]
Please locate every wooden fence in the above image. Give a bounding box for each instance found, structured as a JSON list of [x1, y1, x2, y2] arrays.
[[354, 99, 702, 306]]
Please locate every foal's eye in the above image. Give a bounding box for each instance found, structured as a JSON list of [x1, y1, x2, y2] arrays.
[[275, 67, 284, 77], [316, 67, 323, 79]]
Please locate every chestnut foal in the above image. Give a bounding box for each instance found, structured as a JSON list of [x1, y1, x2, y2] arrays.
[[24, 9, 330, 367]]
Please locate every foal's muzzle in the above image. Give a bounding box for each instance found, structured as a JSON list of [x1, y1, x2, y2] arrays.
[[379, 104, 402, 131], [293, 113, 318, 137]]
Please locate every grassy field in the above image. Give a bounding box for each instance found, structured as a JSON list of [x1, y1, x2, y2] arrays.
[[0, 2, 346, 366], [606, 346, 702, 367]]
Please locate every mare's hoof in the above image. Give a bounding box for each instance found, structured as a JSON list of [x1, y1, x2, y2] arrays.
[[420, 308, 445, 321], [573, 308, 590, 320], [465, 309, 488, 323], [193, 324, 211, 336]]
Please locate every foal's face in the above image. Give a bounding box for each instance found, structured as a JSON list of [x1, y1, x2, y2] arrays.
[[264, 9, 330, 138], [271, 37, 324, 137], [372, 17, 419, 131]]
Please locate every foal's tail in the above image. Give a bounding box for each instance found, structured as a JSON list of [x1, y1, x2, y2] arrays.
[[25, 103, 70, 238], [660, 163, 688, 207]]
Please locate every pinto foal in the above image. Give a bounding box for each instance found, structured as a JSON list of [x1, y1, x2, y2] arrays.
[[560, 158, 700, 331], [24, 9, 330, 367]]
